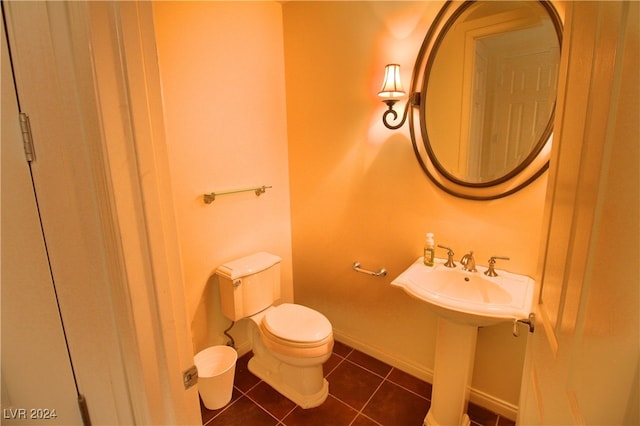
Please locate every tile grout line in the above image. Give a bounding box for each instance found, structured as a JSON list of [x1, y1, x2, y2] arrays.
[[244, 390, 290, 426], [346, 367, 393, 426], [204, 374, 265, 425], [326, 350, 350, 377], [204, 346, 511, 426], [342, 356, 431, 403], [385, 368, 432, 402]]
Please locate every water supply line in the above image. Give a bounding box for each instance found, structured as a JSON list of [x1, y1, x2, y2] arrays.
[[224, 320, 236, 348]]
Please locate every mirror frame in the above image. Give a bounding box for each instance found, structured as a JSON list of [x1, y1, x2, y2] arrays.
[[408, 0, 563, 200]]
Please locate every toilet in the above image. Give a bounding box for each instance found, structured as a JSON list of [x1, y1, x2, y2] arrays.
[[216, 252, 334, 408]]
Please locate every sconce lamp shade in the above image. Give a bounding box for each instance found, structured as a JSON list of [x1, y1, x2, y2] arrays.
[[378, 64, 406, 99]]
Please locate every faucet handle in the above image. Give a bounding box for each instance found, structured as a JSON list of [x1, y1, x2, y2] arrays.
[[485, 256, 510, 277], [437, 245, 456, 268]]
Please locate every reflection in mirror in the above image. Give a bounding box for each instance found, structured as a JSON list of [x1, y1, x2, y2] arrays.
[[426, 1, 559, 184], [410, 0, 562, 198]]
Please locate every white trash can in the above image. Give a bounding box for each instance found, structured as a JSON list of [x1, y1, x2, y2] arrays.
[[194, 345, 237, 410]]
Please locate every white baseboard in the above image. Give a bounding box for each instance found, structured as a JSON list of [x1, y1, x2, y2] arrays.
[[333, 328, 434, 384], [469, 388, 518, 421], [332, 328, 517, 421]]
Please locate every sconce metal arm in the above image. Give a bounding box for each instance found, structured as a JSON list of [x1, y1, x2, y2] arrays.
[[382, 92, 421, 130]]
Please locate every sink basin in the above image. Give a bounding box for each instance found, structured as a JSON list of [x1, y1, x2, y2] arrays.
[[391, 258, 534, 327]]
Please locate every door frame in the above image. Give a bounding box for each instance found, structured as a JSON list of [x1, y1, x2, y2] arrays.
[[3, 1, 200, 423]]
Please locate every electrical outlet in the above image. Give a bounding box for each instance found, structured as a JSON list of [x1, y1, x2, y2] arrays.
[[183, 365, 198, 390]]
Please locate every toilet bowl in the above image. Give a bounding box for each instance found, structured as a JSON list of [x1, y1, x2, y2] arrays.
[[215, 252, 334, 408], [247, 304, 333, 407]]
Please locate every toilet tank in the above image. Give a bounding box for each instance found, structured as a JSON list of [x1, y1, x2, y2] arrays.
[[216, 252, 282, 321]]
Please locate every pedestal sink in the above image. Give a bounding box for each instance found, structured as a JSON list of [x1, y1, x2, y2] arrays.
[[391, 258, 534, 426]]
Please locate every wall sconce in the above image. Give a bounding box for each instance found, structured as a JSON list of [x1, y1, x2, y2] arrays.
[[378, 64, 420, 129]]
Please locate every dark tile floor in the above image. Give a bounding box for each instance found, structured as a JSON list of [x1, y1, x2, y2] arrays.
[[200, 341, 516, 426]]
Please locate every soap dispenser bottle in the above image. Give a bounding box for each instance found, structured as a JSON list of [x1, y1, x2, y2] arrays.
[[424, 232, 435, 266]]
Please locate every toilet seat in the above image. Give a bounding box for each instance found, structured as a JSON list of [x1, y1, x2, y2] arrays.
[[262, 303, 332, 344]]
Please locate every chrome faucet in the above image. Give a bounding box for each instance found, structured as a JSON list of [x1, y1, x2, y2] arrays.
[[460, 251, 477, 272]]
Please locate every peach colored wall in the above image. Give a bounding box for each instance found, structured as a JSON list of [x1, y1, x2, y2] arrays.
[[282, 1, 549, 411], [153, 0, 555, 414], [153, 2, 292, 353]]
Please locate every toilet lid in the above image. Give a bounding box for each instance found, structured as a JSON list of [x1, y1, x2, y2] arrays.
[[262, 303, 332, 343]]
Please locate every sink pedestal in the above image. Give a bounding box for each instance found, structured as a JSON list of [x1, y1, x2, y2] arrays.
[[424, 318, 478, 426]]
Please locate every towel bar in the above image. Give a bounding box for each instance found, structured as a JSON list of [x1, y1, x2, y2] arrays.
[[352, 261, 387, 277], [204, 185, 272, 204]]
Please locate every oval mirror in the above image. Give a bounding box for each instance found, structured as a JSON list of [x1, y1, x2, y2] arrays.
[[408, 0, 562, 200]]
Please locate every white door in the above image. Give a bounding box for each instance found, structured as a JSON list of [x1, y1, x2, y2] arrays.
[[488, 47, 557, 179], [518, 2, 639, 424], [3, 2, 200, 424], [1, 12, 83, 425]]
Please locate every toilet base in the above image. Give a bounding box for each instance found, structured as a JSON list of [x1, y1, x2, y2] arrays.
[[245, 309, 332, 408], [248, 354, 329, 408]]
